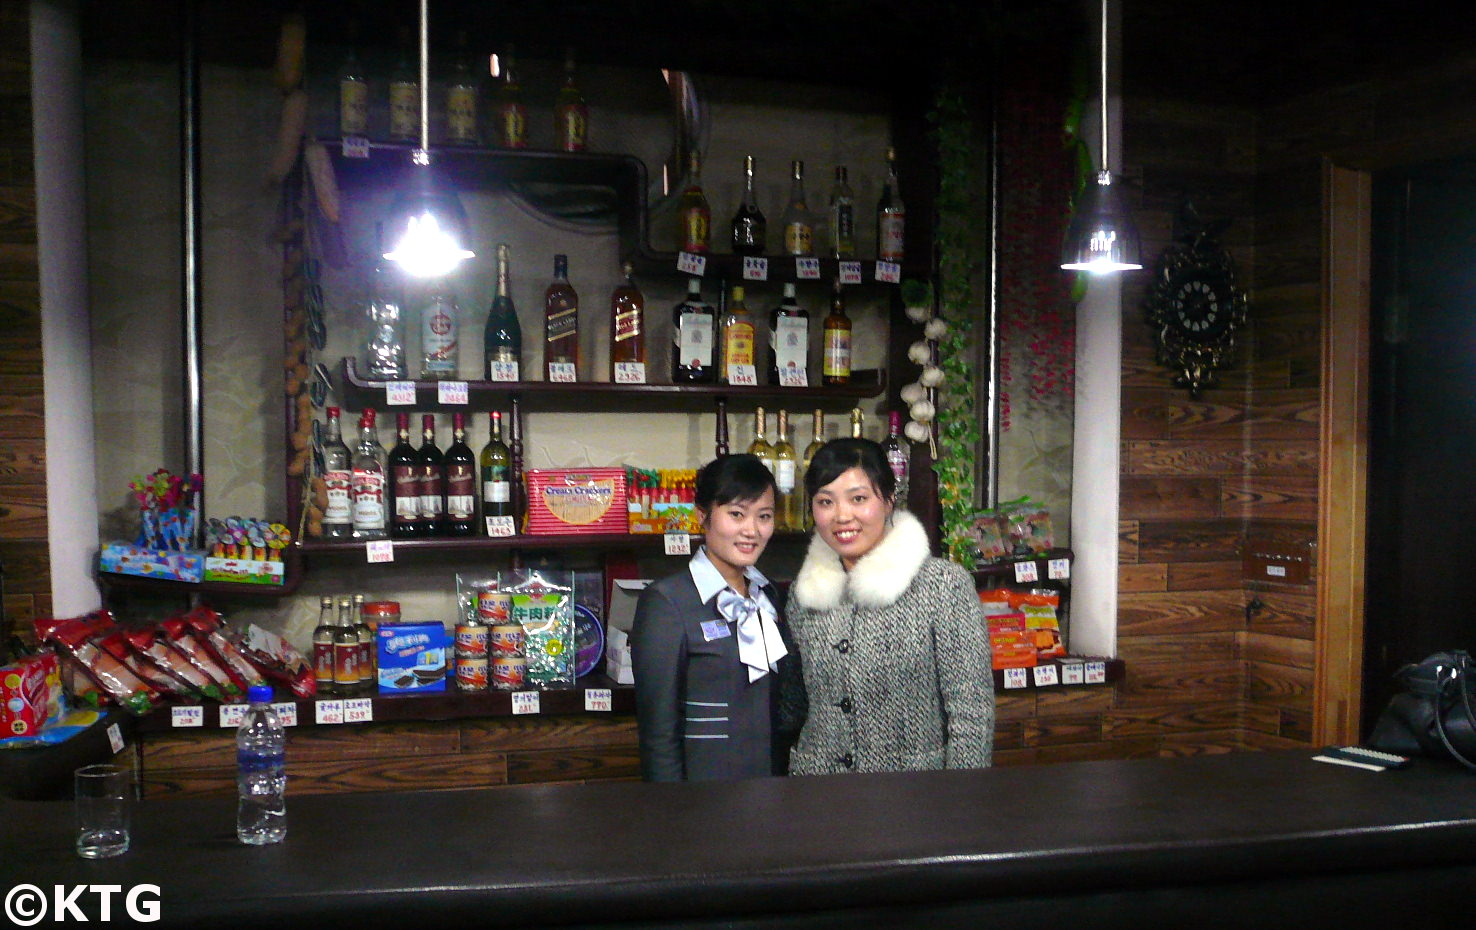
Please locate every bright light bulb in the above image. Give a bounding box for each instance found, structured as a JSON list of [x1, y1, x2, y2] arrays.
[[383, 212, 475, 278]]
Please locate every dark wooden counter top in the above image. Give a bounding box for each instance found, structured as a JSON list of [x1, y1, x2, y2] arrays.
[[4, 749, 1476, 927]]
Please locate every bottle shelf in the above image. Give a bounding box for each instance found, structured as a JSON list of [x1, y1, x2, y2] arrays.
[[298, 530, 811, 556], [971, 548, 1074, 586]]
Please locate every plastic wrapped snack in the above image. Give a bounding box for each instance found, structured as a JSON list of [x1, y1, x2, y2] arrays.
[[506, 569, 576, 689], [125, 627, 225, 701], [37, 616, 162, 715], [160, 615, 244, 698], [234, 623, 316, 699], [971, 511, 1010, 564], [182, 607, 263, 689]]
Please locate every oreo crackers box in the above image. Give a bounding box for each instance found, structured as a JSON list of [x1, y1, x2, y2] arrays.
[[378, 622, 450, 693]]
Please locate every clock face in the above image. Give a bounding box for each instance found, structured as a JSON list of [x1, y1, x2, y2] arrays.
[[1142, 229, 1247, 397], [1170, 275, 1232, 339]]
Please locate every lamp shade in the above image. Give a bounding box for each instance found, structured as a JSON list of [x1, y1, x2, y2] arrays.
[[1061, 170, 1141, 273], [382, 166, 475, 278]]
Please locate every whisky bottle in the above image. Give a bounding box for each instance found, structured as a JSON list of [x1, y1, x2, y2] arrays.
[[388, 32, 419, 142], [554, 48, 588, 152], [444, 412, 477, 536], [671, 278, 716, 384], [337, 40, 368, 137], [678, 152, 711, 254], [822, 279, 852, 385], [480, 411, 513, 535], [363, 226, 407, 380], [748, 406, 777, 478], [544, 254, 579, 381], [829, 166, 855, 259], [321, 406, 353, 539], [496, 49, 527, 149], [445, 31, 480, 145], [768, 282, 808, 386], [420, 281, 459, 380], [388, 412, 421, 539], [720, 285, 757, 385], [731, 154, 767, 256], [610, 262, 645, 381], [351, 408, 388, 540], [774, 409, 800, 531], [485, 244, 522, 380], [782, 160, 813, 256], [418, 414, 444, 536], [877, 146, 905, 262]]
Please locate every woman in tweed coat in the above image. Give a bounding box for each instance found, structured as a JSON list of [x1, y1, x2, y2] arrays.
[[785, 438, 993, 775]]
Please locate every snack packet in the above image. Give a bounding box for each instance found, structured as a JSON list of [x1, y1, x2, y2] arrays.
[[37, 616, 162, 715], [506, 569, 576, 689], [159, 615, 243, 698], [181, 607, 263, 689], [234, 623, 316, 699], [124, 627, 224, 701], [95, 630, 200, 701]]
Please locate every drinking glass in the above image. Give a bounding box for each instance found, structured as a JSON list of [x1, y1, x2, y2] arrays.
[[74, 764, 131, 859]]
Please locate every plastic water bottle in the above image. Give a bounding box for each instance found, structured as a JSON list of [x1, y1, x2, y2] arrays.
[[236, 684, 286, 845]]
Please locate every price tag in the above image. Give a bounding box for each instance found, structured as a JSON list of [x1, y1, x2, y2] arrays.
[[727, 364, 758, 387], [437, 380, 469, 405], [1003, 668, 1029, 690], [795, 257, 821, 279], [485, 516, 516, 537], [341, 135, 370, 159], [512, 691, 541, 715], [385, 381, 416, 406], [548, 362, 578, 383], [366, 539, 395, 563], [272, 702, 299, 726], [488, 360, 520, 382], [584, 688, 613, 712], [107, 723, 125, 754], [1060, 661, 1085, 686], [344, 698, 374, 723], [1032, 664, 1059, 687], [1084, 661, 1107, 685], [778, 367, 808, 387], [1266, 565, 1287, 577], [614, 362, 647, 384], [838, 261, 863, 284], [315, 699, 345, 725], [664, 532, 691, 556], [875, 260, 902, 283], [742, 256, 769, 281], [219, 704, 248, 728], [1013, 560, 1039, 584], [677, 251, 707, 276], [171, 705, 204, 728], [1048, 558, 1071, 580]]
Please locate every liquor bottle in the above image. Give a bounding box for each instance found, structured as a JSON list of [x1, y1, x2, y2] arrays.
[[333, 596, 361, 696], [445, 31, 480, 145], [363, 226, 407, 379], [337, 41, 368, 137], [782, 160, 813, 256], [311, 595, 335, 696], [418, 414, 444, 536], [554, 48, 588, 152], [774, 409, 800, 531], [321, 406, 353, 539], [876, 146, 905, 262], [768, 282, 809, 386], [544, 254, 579, 381], [388, 33, 419, 142], [485, 244, 522, 380], [883, 410, 911, 505], [351, 408, 388, 540], [421, 281, 459, 380], [829, 166, 855, 259], [610, 262, 646, 382], [352, 593, 375, 690], [389, 412, 421, 539], [678, 152, 711, 254], [671, 278, 716, 384], [444, 411, 477, 536], [748, 406, 777, 477], [802, 408, 825, 530], [496, 49, 527, 148], [480, 411, 513, 535], [720, 286, 757, 385], [850, 407, 865, 439], [731, 155, 767, 256], [822, 279, 852, 385]]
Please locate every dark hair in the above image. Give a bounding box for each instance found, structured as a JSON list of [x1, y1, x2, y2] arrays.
[[804, 438, 895, 502], [694, 453, 778, 511]]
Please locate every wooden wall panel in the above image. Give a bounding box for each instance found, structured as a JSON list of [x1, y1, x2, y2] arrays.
[[1135, 519, 1243, 563], [1167, 560, 1242, 590], [1115, 661, 1243, 707], [1120, 477, 1223, 520], [1119, 562, 1167, 593], [1117, 632, 1239, 664], [1124, 440, 1317, 477], [1118, 590, 1244, 636]]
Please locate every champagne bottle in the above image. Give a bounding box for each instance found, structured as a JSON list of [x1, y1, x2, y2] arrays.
[[485, 244, 522, 380], [731, 155, 767, 256], [782, 160, 813, 256], [768, 282, 808, 386], [418, 414, 444, 536], [321, 406, 353, 539], [849, 407, 865, 439], [351, 408, 388, 540], [610, 262, 645, 381], [671, 278, 716, 384], [829, 166, 855, 259], [544, 254, 579, 381], [720, 285, 757, 385], [480, 411, 513, 535], [389, 411, 421, 539], [445, 31, 480, 145], [801, 409, 825, 530], [496, 49, 527, 149], [388, 32, 419, 142], [337, 38, 368, 137], [822, 279, 852, 385], [444, 412, 476, 536], [883, 410, 911, 506], [678, 153, 711, 254], [421, 281, 459, 380], [876, 146, 905, 262], [555, 48, 588, 152], [748, 406, 777, 477], [774, 410, 800, 531]]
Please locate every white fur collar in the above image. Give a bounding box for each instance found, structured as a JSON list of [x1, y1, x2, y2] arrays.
[[791, 510, 931, 611]]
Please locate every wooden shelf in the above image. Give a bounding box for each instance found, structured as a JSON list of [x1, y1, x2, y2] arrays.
[[993, 656, 1124, 691], [971, 548, 1074, 586], [298, 530, 810, 556], [97, 549, 304, 599], [628, 251, 929, 284]]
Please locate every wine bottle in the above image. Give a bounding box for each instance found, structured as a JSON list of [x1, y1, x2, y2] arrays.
[[496, 49, 527, 149], [610, 262, 645, 382], [485, 243, 522, 380], [544, 254, 579, 381], [444, 412, 477, 536], [678, 153, 711, 254], [321, 406, 353, 539], [802, 408, 825, 531], [337, 39, 368, 138], [829, 166, 855, 259], [782, 160, 813, 256], [389, 411, 421, 539], [388, 32, 419, 142], [480, 411, 513, 536], [720, 285, 757, 385], [421, 281, 459, 380], [768, 282, 809, 386], [883, 410, 911, 506], [671, 278, 716, 384], [731, 155, 767, 256], [445, 31, 480, 145], [822, 279, 852, 385], [774, 409, 800, 531], [555, 48, 588, 152], [351, 408, 388, 540], [418, 414, 444, 536], [877, 146, 905, 262], [748, 406, 777, 477]]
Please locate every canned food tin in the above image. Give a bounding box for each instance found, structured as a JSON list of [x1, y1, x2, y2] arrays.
[[456, 654, 489, 691], [477, 591, 513, 624], [491, 654, 527, 690], [489, 622, 525, 657], [455, 622, 490, 657]]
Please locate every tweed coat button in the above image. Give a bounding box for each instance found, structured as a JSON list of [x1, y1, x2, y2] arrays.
[[837, 697, 854, 713], [833, 639, 851, 654], [840, 753, 854, 769]]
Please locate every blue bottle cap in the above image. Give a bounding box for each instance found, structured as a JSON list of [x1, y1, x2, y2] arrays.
[[247, 684, 273, 704]]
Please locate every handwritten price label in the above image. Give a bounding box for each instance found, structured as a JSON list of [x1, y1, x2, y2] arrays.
[[1085, 661, 1107, 685], [614, 362, 647, 384], [272, 702, 300, 726], [171, 705, 204, 728], [1013, 560, 1040, 584], [485, 516, 516, 538], [875, 260, 902, 283], [1048, 558, 1071, 580], [512, 691, 541, 715], [1003, 668, 1029, 690], [727, 364, 758, 387], [107, 723, 125, 754], [838, 261, 863, 284], [742, 257, 769, 281], [437, 380, 469, 405], [344, 698, 374, 723], [677, 252, 707, 276], [488, 360, 520, 382], [385, 381, 417, 406], [795, 257, 822, 280], [584, 688, 613, 712], [778, 367, 808, 387], [366, 540, 395, 563], [315, 700, 345, 725], [664, 533, 691, 556], [1060, 661, 1085, 686], [1032, 664, 1059, 687], [341, 136, 370, 159], [219, 704, 247, 728], [547, 362, 577, 383]]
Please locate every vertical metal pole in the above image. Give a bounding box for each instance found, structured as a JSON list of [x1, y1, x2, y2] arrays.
[[982, 0, 1002, 510], [180, 0, 204, 545]]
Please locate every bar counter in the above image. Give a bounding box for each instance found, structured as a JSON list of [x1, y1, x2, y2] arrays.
[[4, 749, 1475, 928]]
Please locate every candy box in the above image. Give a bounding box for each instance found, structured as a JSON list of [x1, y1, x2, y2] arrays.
[[99, 542, 204, 583], [203, 556, 285, 586], [524, 468, 628, 536], [377, 622, 449, 694], [1, 652, 60, 739]]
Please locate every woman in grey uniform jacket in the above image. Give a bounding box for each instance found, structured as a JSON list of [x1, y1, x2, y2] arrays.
[[787, 438, 993, 775], [632, 454, 805, 781]]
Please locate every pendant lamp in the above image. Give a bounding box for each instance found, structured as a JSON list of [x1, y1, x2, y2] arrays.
[[383, 0, 475, 278], [1061, 0, 1141, 273]]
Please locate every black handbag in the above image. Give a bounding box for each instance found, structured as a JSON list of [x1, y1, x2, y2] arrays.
[[1368, 650, 1476, 770]]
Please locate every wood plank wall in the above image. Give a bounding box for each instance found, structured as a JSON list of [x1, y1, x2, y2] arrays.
[[0, 3, 48, 646]]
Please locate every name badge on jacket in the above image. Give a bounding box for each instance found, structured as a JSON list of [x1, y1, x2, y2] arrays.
[[700, 619, 732, 642]]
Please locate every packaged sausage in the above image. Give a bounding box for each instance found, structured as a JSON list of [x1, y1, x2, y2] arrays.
[[124, 627, 224, 701], [233, 622, 316, 699], [181, 607, 263, 689], [37, 616, 162, 715], [159, 615, 244, 698]]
